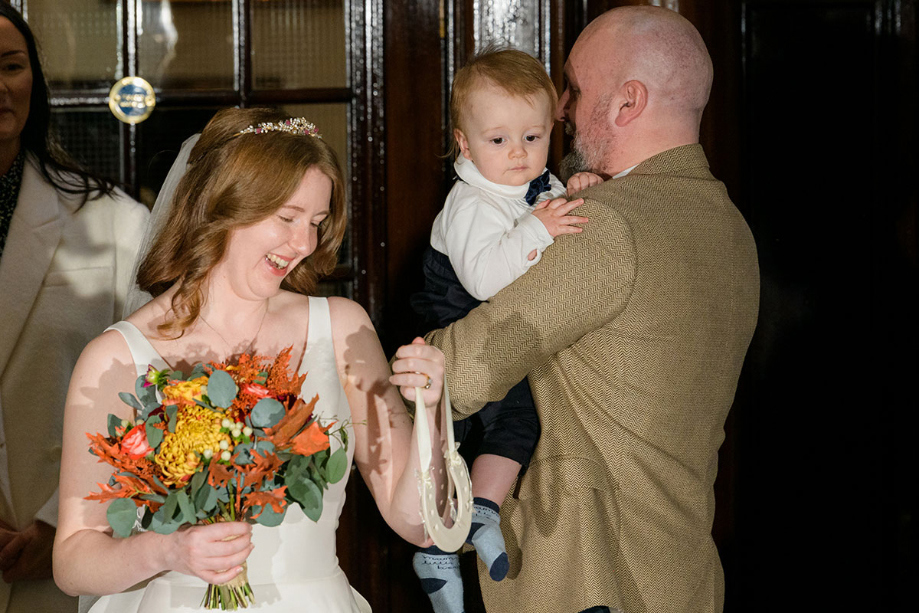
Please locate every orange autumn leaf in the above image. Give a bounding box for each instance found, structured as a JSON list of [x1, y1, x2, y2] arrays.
[[242, 486, 288, 518], [86, 432, 123, 465], [207, 457, 236, 489], [289, 420, 334, 456], [85, 481, 135, 502], [241, 449, 285, 490], [264, 395, 318, 448]]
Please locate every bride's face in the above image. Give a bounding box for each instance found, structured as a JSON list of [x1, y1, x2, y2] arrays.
[[213, 166, 332, 301]]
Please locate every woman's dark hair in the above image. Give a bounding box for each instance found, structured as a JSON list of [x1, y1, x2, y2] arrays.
[[0, 2, 116, 202]]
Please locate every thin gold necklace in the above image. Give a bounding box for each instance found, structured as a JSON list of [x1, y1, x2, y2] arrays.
[[198, 303, 269, 357]]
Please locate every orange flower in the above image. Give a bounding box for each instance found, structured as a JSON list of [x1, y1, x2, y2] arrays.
[[290, 420, 334, 456], [121, 424, 153, 460]]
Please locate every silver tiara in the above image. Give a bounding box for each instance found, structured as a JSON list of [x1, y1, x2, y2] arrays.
[[237, 117, 322, 138]]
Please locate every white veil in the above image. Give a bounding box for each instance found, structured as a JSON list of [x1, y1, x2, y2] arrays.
[[122, 133, 201, 318]]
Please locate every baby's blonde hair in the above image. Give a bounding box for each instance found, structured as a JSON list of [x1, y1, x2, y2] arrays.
[[449, 48, 558, 159]]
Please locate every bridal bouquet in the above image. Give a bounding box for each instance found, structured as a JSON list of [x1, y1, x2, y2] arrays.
[[85, 348, 349, 610]]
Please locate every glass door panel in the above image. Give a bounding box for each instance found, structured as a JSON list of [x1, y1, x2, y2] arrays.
[[24, 0, 120, 89], [54, 108, 123, 181], [251, 0, 348, 89], [138, 0, 235, 90]]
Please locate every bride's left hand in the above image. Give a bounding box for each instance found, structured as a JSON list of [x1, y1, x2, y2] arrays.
[[390, 337, 445, 407]]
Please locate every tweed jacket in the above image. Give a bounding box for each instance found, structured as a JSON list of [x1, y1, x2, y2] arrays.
[[0, 157, 148, 613], [427, 144, 759, 613]]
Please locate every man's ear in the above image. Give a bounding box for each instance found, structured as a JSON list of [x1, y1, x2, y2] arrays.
[[613, 80, 648, 127], [454, 129, 473, 160]]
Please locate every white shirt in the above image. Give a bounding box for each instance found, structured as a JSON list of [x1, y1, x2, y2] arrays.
[[430, 156, 566, 301]]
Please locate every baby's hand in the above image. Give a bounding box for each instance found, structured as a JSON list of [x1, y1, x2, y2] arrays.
[[566, 172, 604, 196], [531, 197, 588, 238]]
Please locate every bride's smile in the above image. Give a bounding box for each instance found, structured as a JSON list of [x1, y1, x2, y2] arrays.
[[215, 167, 332, 300]]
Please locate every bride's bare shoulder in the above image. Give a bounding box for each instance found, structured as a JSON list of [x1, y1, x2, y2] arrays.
[[326, 296, 373, 330], [71, 327, 136, 392]]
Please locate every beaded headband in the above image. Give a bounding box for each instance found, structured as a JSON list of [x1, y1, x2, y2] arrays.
[[237, 117, 322, 138]]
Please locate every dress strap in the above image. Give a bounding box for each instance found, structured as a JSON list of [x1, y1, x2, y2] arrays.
[[105, 321, 170, 378], [301, 297, 334, 377]]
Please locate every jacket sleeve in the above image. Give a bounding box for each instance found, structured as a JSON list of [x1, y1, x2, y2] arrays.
[[426, 199, 637, 417]]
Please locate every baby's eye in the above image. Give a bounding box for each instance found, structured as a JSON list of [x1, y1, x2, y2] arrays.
[[490, 137, 505, 145], [525, 135, 541, 143], [278, 215, 294, 223]]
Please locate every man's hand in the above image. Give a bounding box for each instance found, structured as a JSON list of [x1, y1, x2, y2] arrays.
[[531, 196, 588, 238], [0, 521, 55, 583], [566, 172, 604, 195]]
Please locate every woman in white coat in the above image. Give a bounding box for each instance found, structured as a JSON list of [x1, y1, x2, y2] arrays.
[[0, 5, 148, 612]]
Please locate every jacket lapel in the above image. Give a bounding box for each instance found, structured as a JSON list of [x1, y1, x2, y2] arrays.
[[0, 159, 65, 377]]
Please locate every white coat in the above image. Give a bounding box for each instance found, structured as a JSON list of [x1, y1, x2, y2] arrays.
[[0, 157, 148, 612]]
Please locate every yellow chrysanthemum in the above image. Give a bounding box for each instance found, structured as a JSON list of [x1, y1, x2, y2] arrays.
[[162, 376, 209, 404], [155, 405, 230, 485]]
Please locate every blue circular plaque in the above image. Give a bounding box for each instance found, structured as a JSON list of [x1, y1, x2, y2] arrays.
[[108, 77, 156, 124]]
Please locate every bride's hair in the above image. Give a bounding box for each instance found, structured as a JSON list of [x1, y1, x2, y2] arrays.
[[137, 107, 347, 337]]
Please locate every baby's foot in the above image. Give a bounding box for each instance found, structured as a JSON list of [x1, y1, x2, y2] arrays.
[[467, 498, 509, 581], [412, 547, 465, 613]]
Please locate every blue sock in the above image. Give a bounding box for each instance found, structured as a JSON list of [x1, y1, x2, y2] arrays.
[[466, 497, 509, 581], [412, 546, 464, 613]]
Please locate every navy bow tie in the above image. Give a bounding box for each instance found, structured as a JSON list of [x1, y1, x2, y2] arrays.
[[524, 170, 551, 206]]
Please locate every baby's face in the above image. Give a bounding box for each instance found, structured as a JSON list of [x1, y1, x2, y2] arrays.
[[455, 86, 553, 187]]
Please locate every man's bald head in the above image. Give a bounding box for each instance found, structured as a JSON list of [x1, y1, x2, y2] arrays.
[[581, 6, 713, 120], [557, 6, 713, 176]]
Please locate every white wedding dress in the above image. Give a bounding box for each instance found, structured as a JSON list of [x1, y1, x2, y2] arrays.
[[86, 297, 370, 612]]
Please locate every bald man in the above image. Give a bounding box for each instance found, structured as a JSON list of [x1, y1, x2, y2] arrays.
[[425, 6, 759, 613]]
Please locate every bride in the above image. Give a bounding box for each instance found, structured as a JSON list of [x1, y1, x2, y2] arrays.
[[52, 108, 448, 612]]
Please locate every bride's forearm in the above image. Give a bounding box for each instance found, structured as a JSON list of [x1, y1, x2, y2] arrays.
[[383, 397, 450, 546], [53, 528, 169, 597]]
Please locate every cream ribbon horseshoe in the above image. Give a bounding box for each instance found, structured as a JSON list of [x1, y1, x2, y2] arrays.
[[413, 381, 473, 552]]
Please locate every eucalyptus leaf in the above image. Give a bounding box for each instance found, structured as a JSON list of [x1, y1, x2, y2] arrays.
[[215, 487, 230, 503], [250, 398, 285, 428], [189, 362, 208, 379], [145, 422, 164, 450], [163, 491, 179, 521], [176, 490, 196, 525], [118, 392, 143, 412], [151, 474, 168, 494], [194, 483, 218, 513], [233, 442, 255, 465], [253, 503, 287, 527], [286, 455, 309, 479], [139, 493, 166, 504], [208, 370, 238, 409], [166, 405, 178, 433], [106, 499, 137, 538], [287, 474, 322, 520], [149, 508, 182, 535], [135, 376, 157, 408], [190, 470, 207, 497], [107, 414, 123, 438], [255, 440, 276, 455], [326, 448, 348, 484]]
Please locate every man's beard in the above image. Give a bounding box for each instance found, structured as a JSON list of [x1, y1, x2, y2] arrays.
[[558, 97, 614, 182]]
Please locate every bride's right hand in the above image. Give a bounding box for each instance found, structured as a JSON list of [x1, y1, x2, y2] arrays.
[[166, 521, 253, 584]]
